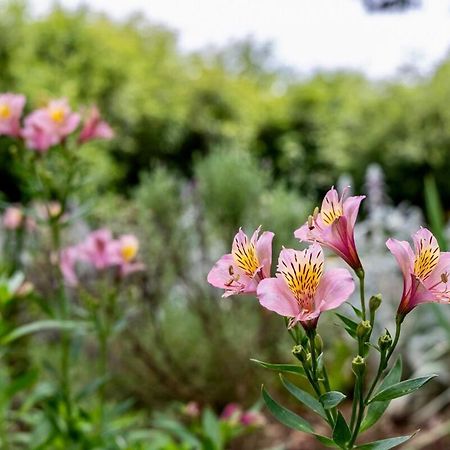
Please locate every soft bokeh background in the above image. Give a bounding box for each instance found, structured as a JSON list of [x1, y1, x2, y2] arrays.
[[2, 0, 450, 448]]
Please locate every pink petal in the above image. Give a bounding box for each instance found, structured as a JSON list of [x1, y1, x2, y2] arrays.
[[386, 238, 414, 283], [255, 231, 274, 278], [343, 195, 365, 228], [315, 268, 355, 312], [257, 276, 299, 317], [207, 254, 236, 289], [412, 228, 439, 256], [425, 251, 450, 289]]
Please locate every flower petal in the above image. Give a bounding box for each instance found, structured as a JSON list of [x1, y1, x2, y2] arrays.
[[386, 238, 414, 283], [257, 276, 299, 317], [255, 231, 274, 278], [207, 254, 237, 289], [343, 195, 365, 229], [315, 268, 355, 312]]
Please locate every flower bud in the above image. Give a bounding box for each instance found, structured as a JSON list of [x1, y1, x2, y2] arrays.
[[352, 355, 366, 376], [378, 332, 392, 353], [292, 345, 307, 363], [356, 320, 372, 339], [314, 334, 323, 354], [369, 294, 382, 312], [305, 353, 312, 370]]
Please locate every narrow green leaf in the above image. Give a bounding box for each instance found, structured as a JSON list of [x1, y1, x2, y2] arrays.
[[370, 375, 437, 403], [335, 314, 358, 332], [320, 391, 346, 410], [361, 358, 402, 432], [355, 434, 414, 449], [315, 434, 338, 447], [262, 387, 314, 433], [202, 408, 222, 449], [251, 359, 306, 377], [1, 320, 89, 344], [332, 412, 351, 449], [347, 302, 363, 319], [280, 375, 327, 420]]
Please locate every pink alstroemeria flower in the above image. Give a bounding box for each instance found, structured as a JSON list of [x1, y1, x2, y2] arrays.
[[22, 99, 80, 152], [387, 228, 450, 317], [207, 227, 274, 297], [78, 229, 119, 270], [60, 245, 81, 286], [0, 93, 26, 137], [78, 106, 114, 144], [257, 244, 355, 329], [114, 234, 145, 277], [295, 187, 365, 272]]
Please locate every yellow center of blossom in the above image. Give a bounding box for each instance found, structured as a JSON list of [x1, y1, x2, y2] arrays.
[[320, 198, 343, 226], [50, 108, 65, 123], [232, 240, 260, 277], [414, 240, 440, 280], [280, 252, 323, 312], [0, 104, 11, 119], [121, 243, 138, 262]]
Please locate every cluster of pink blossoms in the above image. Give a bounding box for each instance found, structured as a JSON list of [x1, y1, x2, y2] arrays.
[[60, 229, 144, 286], [0, 93, 113, 152], [208, 187, 450, 327]]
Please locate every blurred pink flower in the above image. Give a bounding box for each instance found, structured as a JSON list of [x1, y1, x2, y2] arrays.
[[207, 227, 274, 298], [79, 229, 119, 270], [114, 234, 145, 276], [295, 187, 365, 272], [221, 403, 242, 422], [22, 99, 80, 152], [387, 228, 450, 317], [184, 402, 200, 418], [60, 245, 81, 286], [78, 106, 114, 144], [0, 93, 26, 137], [240, 411, 266, 427], [3, 206, 24, 230], [257, 244, 355, 329]]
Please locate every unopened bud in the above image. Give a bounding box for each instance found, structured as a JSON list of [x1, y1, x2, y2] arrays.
[[356, 320, 372, 339], [314, 334, 323, 354], [292, 345, 307, 363], [305, 353, 312, 370], [369, 294, 382, 312], [352, 355, 366, 376], [378, 332, 392, 353]]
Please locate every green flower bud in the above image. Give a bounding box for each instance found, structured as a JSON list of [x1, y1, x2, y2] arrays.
[[314, 334, 323, 354], [378, 332, 392, 352], [292, 345, 307, 363], [305, 353, 313, 370], [352, 355, 366, 376], [357, 320, 372, 339], [369, 294, 382, 312]]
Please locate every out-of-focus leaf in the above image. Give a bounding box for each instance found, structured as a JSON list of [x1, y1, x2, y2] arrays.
[[251, 359, 306, 377], [320, 391, 346, 410], [354, 434, 414, 449]]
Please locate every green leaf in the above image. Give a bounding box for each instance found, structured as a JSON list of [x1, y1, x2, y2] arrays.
[[355, 434, 415, 449], [320, 391, 346, 410], [361, 358, 402, 432], [280, 375, 327, 420], [332, 412, 351, 449], [335, 313, 358, 338], [369, 375, 437, 403], [153, 417, 202, 448], [262, 386, 314, 433], [251, 359, 306, 377], [1, 320, 90, 344], [202, 408, 222, 450], [315, 434, 338, 447]]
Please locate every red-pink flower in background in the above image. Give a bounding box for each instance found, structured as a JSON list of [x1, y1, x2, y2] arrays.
[[22, 99, 80, 152], [295, 187, 365, 272], [78, 106, 114, 144], [3, 206, 24, 230], [207, 227, 274, 297], [60, 246, 81, 287], [78, 229, 119, 270], [0, 93, 26, 137], [257, 244, 355, 329], [387, 228, 450, 316]]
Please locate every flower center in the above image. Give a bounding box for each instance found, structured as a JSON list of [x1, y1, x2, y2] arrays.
[[232, 239, 260, 277], [320, 196, 343, 226], [0, 104, 11, 119], [121, 243, 138, 262], [414, 238, 440, 280], [279, 251, 323, 312], [50, 107, 65, 123]]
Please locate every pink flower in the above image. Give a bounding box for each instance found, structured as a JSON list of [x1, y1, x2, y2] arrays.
[[3, 206, 24, 230], [221, 403, 242, 422], [78, 106, 114, 144], [295, 187, 365, 272], [184, 402, 200, 418], [240, 411, 266, 427], [0, 93, 26, 137], [78, 229, 119, 270], [22, 99, 80, 152], [207, 227, 274, 297], [114, 234, 145, 277], [60, 246, 81, 286], [257, 244, 355, 329], [387, 228, 450, 316]]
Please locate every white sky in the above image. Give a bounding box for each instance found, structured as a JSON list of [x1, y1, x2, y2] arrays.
[[30, 0, 450, 79]]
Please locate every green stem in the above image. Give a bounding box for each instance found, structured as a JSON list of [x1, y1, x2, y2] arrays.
[[357, 269, 366, 321], [349, 373, 365, 448]]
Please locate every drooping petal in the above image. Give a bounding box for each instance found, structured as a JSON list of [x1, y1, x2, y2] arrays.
[[257, 276, 299, 317], [315, 268, 355, 312], [386, 238, 414, 283], [255, 231, 274, 278]]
